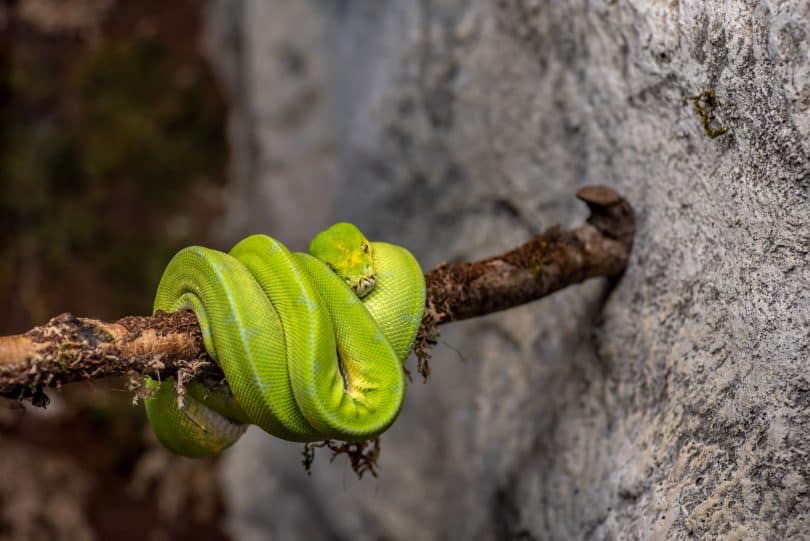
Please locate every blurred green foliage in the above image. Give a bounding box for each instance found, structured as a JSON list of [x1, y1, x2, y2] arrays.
[[0, 38, 225, 322], [75, 40, 224, 201]]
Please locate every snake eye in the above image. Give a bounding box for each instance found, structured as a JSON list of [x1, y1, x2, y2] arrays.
[[360, 242, 369, 253]]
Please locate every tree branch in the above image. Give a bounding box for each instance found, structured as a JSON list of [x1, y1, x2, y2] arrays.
[[0, 186, 634, 401]]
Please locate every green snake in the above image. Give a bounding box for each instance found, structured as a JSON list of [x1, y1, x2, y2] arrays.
[[144, 223, 425, 457]]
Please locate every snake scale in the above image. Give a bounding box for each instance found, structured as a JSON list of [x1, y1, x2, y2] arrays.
[[144, 223, 425, 457]]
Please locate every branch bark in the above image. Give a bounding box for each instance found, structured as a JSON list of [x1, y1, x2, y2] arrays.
[[0, 186, 634, 401]]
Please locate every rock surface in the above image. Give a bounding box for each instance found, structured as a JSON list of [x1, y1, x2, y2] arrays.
[[204, 1, 809, 539]]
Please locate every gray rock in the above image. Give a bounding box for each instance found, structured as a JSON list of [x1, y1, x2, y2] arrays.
[[205, 0, 809, 539]]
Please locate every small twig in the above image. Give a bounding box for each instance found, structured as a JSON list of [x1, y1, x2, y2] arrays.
[[0, 185, 633, 397], [302, 438, 381, 479]]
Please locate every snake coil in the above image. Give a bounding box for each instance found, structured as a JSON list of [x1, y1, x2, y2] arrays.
[[145, 227, 425, 457]]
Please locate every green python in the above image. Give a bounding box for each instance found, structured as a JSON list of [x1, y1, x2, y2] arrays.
[[144, 223, 425, 457]]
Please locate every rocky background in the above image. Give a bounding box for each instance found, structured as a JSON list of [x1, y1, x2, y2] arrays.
[[204, 1, 808, 540]]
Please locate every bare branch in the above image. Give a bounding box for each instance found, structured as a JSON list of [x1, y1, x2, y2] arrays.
[[0, 186, 634, 399]]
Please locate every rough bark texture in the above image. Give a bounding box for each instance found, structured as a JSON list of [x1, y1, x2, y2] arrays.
[[204, 1, 809, 540], [0, 311, 209, 400]]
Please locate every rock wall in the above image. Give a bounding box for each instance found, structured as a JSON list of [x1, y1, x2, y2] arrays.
[[204, 1, 809, 539]]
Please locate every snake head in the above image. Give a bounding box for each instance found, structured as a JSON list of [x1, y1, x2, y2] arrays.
[[309, 222, 377, 298]]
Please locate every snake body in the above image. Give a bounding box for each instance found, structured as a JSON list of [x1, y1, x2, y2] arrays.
[[144, 224, 425, 457]]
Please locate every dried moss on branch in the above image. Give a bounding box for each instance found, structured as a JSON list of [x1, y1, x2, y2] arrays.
[[0, 186, 634, 401]]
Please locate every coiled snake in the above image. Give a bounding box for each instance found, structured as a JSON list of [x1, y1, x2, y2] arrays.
[[145, 223, 425, 457]]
